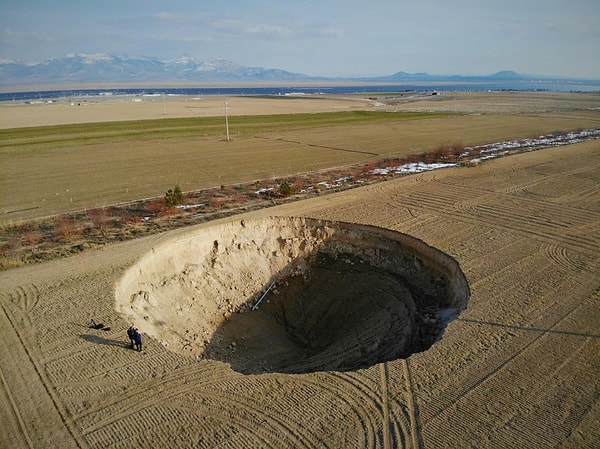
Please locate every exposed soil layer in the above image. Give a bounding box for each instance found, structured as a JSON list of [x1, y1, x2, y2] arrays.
[[116, 217, 469, 374]]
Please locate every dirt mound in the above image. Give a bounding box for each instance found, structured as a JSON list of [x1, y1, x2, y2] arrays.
[[116, 217, 469, 373]]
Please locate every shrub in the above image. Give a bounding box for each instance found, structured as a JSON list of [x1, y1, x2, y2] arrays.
[[231, 192, 248, 205], [23, 230, 43, 253], [147, 199, 167, 216], [87, 208, 110, 237], [279, 182, 292, 197], [54, 217, 82, 243], [165, 185, 184, 208], [291, 179, 305, 194], [209, 197, 224, 208], [1, 236, 22, 259]]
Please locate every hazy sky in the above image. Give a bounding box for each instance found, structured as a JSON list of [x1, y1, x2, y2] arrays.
[[1, 0, 599, 78]]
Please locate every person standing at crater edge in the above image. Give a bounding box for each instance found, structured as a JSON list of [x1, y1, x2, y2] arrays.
[[133, 328, 143, 352], [127, 325, 136, 349]]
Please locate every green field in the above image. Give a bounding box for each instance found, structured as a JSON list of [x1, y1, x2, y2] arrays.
[[1, 109, 598, 224]]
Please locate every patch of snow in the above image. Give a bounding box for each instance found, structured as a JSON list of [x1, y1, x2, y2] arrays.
[[334, 176, 353, 183], [372, 162, 457, 176], [177, 203, 205, 210], [463, 128, 600, 162]]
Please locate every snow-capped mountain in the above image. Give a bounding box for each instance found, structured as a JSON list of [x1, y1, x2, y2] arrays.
[[0, 53, 310, 87], [1, 53, 595, 88]]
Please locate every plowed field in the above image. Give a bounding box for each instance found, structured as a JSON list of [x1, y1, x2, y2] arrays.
[[1, 92, 599, 448]]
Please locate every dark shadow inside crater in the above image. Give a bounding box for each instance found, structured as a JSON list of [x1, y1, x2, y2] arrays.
[[117, 217, 470, 375], [203, 245, 468, 375]]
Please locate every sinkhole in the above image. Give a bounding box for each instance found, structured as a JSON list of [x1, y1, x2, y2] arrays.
[[116, 217, 470, 374]]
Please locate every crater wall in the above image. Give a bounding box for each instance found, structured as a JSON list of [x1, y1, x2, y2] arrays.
[[115, 217, 470, 373]]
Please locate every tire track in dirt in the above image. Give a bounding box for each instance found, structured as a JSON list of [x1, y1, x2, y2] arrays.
[[74, 362, 229, 426], [0, 367, 34, 449], [79, 365, 326, 448], [402, 359, 422, 449], [0, 298, 87, 449], [466, 255, 575, 330], [487, 335, 593, 444], [201, 374, 341, 444], [423, 275, 597, 432], [379, 363, 392, 449], [381, 381, 412, 449], [566, 183, 600, 209], [540, 242, 594, 273], [468, 204, 598, 251], [169, 398, 281, 449], [425, 288, 600, 447], [418, 254, 559, 404], [339, 370, 397, 448], [2, 136, 598, 447], [385, 362, 425, 449], [497, 162, 600, 194], [7, 284, 40, 323], [310, 368, 416, 447], [300, 373, 380, 448], [43, 337, 100, 364], [176, 386, 325, 449], [44, 329, 187, 383], [11, 275, 119, 357], [444, 180, 600, 225], [457, 235, 536, 282], [83, 383, 320, 448], [406, 183, 597, 227], [42, 314, 190, 384], [84, 406, 190, 448], [326, 368, 415, 449], [472, 199, 596, 229], [392, 186, 599, 256], [440, 169, 600, 221]]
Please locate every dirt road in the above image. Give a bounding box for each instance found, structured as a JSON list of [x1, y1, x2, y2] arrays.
[[1, 138, 598, 448]]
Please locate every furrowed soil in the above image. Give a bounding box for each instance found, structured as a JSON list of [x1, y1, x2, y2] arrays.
[[1, 92, 599, 448]]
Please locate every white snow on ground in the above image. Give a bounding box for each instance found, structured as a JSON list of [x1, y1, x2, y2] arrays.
[[372, 162, 458, 175], [255, 187, 275, 194], [462, 128, 600, 160], [177, 203, 205, 210], [290, 128, 600, 192], [373, 128, 600, 176]]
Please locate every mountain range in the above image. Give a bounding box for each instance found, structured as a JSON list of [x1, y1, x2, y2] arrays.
[[0, 53, 595, 88], [0, 53, 313, 87]]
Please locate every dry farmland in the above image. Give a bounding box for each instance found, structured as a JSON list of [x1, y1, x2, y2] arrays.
[[2, 92, 599, 224], [1, 91, 600, 448]]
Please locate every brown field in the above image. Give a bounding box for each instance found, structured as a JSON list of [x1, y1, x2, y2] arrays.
[[2, 91, 599, 225], [1, 92, 600, 448], [0, 94, 375, 129]]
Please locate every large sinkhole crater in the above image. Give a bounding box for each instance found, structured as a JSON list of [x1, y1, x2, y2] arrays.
[[116, 217, 470, 374]]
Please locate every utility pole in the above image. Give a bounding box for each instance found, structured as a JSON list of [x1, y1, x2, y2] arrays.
[[224, 101, 230, 141]]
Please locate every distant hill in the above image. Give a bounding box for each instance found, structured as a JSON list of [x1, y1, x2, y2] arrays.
[[0, 53, 311, 87], [0, 53, 597, 88], [489, 70, 522, 79], [364, 69, 542, 83]]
